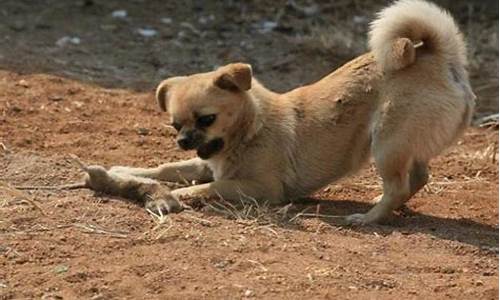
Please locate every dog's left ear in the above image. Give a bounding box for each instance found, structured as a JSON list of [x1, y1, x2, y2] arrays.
[[155, 76, 185, 112], [214, 63, 252, 92]]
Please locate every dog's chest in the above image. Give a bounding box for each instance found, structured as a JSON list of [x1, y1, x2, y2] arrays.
[[206, 158, 237, 180]]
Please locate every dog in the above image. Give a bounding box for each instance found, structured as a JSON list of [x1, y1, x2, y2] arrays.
[[111, 0, 475, 224]]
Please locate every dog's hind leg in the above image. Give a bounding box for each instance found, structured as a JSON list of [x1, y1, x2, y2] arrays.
[[370, 160, 428, 206], [407, 161, 429, 201], [346, 135, 415, 224]]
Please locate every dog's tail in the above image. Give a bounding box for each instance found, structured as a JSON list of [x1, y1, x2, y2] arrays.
[[369, 0, 467, 72]]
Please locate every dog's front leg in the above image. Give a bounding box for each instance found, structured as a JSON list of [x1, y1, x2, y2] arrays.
[[171, 179, 282, 204], [110, 158, 213, 184]]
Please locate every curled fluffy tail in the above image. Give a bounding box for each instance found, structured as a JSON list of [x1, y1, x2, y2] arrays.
[[369, 0, 467, 72]]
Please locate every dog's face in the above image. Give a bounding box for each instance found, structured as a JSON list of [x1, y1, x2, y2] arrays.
[[156, 63, 253, 159]]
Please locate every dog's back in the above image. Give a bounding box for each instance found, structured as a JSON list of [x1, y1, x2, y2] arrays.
[[274, 0, 475, 205]]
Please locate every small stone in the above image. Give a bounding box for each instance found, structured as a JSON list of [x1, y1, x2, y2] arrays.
[[161, 17, 173, 24], [49, 95, 64, 101], [10, 106, 22, 113], [111, 10, 127, 18], [137, 127, 150, 136], [91, 294, 105, 300], [244, 289, 253, 297], [56, 36, 81, 47], [73, 101, 84, 108], [17, 79, 29, 88], [137, 28, 157, 37], [54, 264, 69, 274], [255, 21, 278, 33]]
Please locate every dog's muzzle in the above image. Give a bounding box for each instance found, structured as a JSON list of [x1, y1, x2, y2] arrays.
[[196, 138, 225, 159], [176, 129, 204, 150]]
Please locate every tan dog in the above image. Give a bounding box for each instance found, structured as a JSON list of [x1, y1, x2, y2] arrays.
[[112, 0, 475, 224]]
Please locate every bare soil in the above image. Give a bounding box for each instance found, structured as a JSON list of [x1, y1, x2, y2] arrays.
[[0, 1, 498, 299]]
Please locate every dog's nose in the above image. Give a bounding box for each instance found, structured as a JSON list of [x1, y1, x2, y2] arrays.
[[177, 137, 195, 150], [176, 130, 203, 150]]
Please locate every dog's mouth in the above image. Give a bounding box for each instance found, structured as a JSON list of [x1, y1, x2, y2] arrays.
[[196, 138, 225, 159]]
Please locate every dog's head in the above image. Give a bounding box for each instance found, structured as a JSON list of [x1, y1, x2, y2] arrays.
[[156, 63, 255, 159]]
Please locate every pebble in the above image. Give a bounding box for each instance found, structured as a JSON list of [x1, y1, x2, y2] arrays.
[[49, 95, 64, 102], [137, 28, 157, 37], [56, 36, 81, 47], [161, 17, 173, 24], [137, 127, 150, 136], [17, 79, 29, 88], [111, 10, 127, 18]]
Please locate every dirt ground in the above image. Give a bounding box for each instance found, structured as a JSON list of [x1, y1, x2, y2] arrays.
[[0, 1, 498, 299]]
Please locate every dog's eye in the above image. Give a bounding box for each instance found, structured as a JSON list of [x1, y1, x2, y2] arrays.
[[196, 114, 216, 128], [171, 122, 182, 131]]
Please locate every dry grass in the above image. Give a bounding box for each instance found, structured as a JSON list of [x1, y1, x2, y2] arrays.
[[204, 192, 276, 225]]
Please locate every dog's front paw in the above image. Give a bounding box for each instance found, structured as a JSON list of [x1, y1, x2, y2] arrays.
[[109, 166, 135, 174], [344, 210, 392, 225], [344, 213, 371, 225], [145, 194, 184, 215], [344, 213, 386, 225]]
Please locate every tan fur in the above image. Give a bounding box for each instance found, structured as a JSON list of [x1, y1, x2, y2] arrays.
[[114, 0, 475, 224]]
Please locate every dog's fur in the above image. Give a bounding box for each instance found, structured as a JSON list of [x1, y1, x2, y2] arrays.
[[114, 0, 475, 224]]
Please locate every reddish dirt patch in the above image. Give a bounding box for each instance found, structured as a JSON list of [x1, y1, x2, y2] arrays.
[[0, 1, 498, 299], [0, 69, 498, 300]]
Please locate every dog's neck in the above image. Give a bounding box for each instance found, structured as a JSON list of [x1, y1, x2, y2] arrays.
[[219, 79, 278, 156]]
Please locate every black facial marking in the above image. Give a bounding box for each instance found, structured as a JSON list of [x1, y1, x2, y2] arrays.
[[177, 129, 204, 150], [196, 138, 225, 159], [171, 121, 182, 131], [196, 114, 217, 128]]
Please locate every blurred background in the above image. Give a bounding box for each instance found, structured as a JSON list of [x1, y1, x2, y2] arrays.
[[0, 0, 497, 120]]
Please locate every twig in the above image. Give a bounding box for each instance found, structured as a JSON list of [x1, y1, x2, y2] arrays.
[[72, 223, 128, 238], [290, 212, 344, 223], [0, 142, 8, 153], [181, 212, 213, 226], [247, 259, 268, 272]]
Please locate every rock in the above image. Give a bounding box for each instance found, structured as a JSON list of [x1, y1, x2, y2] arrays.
[[9, 106, 22, 113], [53, 264, 69, 274], [111, 10, 127, 18], [255, 21, 278, 33], [244, 289, 253, 297], [137, 28, 158, 37], [137, 127, 150, 136], [56, 36, 81, 47], [17, 79, 29, 88], [161, 17, 173, 25], [49, 95, 64, 102], [73, 101, 84, 108]]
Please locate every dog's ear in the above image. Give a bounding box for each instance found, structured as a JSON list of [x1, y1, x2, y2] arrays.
[[214, 63, 252, 92], [155, 77, 185, 112]]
